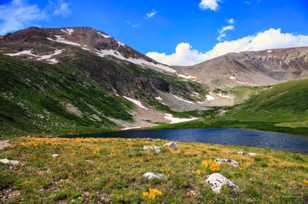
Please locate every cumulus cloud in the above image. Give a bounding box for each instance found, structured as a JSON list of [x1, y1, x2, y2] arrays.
[[0, 0, 46, 35], [199, 0, 221, 11], [53, 0, 71, 17], [146, 28, 308, 66], [146, 9, 157, 19]]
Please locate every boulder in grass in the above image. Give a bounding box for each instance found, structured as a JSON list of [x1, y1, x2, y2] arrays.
[[215, 158, 240, 168], [205, 173, 239, 194], [164, 142, 177, 150], [0, 140, 11, 150], [143, 172, 165, 180], [143, 145, 161, 154], [0, 158, 20, 166], [236, 151, 257, 157], [52, 154, 59, 158]]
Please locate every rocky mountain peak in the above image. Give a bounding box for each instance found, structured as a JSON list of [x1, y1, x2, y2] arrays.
[[0, 27, 175, 73]]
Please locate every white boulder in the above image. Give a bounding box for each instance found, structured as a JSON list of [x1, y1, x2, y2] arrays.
[[164, 142, 177, 150], [143, 145, 161, 154], [143, 172, 165, 180], [215, 158, 240, 168], [52, 154, 59, 158], [0, 158, 20, 166], [236, 151, 257, 157], [205, 173, 239, 194]]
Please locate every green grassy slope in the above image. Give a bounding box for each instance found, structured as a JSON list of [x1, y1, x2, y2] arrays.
[[156, 79, 308, 135], [1, 137, 307, 203], [0, 55, 134, 136]]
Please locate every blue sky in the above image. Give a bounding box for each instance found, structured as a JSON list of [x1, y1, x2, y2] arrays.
[[1, 0, 308, 65]]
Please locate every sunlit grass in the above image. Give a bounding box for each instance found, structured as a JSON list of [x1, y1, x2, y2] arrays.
[[0, 137, 307, 203]]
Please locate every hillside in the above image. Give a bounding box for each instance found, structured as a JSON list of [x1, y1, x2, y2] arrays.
[[177, 47, 308, 89], [0, 137, 307, 203], [158, 78, 308, 136], [0, 27, 209, 135]]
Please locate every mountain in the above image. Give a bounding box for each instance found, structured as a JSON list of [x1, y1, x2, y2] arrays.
[[0, 27, 208, 135], [177, 47, 308, 89]]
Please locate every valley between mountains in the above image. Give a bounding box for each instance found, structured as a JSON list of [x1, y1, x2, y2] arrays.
[[1, 27, 308, 136], [0, 27, 308, 204]]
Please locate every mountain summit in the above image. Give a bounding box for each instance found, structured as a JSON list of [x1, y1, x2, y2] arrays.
[[0, 27, 175, 73]]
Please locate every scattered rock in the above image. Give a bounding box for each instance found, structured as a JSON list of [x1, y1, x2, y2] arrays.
[[0, 140, 10, 150], [0, 189, 21, 202], [52, 154, 59, 158], [247, 152, 257, 157], [164, 142, 177, 150], [215, 158, 240, 168], [143, 145, 161, 154], [143, 172, 165, 180], [236, 151, 257, 157], [205, 173, 239, 194], [0, 159, 19, 166]]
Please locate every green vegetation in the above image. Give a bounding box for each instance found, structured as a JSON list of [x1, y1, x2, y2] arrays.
[[0, 137, 307, 203], [156, 79, 308, 136], [0, 55, 134, 136]]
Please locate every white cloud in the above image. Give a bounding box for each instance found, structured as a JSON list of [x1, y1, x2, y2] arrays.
[[146, 28, 308, 66], [199, 0, 221, 11], [217, 18, 235, 41], [0, 0, 72, 35], [53, 0, 71, 17], [217, 25, 235, 41], [146, 9, 157, 19], [0, 0, 45, 35], [227, 18, 235, 24]]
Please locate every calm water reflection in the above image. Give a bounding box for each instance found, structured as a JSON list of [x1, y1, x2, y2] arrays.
[[67, 128, 308, 153]]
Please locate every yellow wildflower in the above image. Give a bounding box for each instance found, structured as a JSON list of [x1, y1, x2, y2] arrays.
[[143, 188, 163, 200], [304, 179, 308, 185], [210, 162, 220, 172], [202, 160, 209, 168]]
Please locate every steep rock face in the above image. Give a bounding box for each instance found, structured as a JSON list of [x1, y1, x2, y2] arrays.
[[177, 47, 308, 89]]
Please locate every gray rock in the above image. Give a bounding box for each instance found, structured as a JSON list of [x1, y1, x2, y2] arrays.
[[143, 172, 165, 180], [215, 158, 240, 168], [0, 158, 19, 166], [164, 142, 177, 150], [205, 173, 239, 194], [143, 145, 161, 154]]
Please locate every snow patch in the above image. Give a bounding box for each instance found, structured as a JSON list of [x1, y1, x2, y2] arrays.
[[178, 74, 197, 80], [206, 95, 215, 101], [155, 96, 163, 101], [6, 50, 36, 57], [98, 32, 111, 39], [96, 49, 176, 73], [47, 35, 82, 47], [123, 96, 149, 110], [6, 49, 64, 64], [37, 49, 64, 64], [164, 114, 198, 124], [61, 28, 74, 35], [229, 76, 236, 80], [267, 49, 272, 53], [121, 126, 141, 131], [117, 40, 125, 47], [173, 95, 195, 104]]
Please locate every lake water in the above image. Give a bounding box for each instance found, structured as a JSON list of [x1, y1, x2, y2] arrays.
[[67, 128, 308, 153]]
